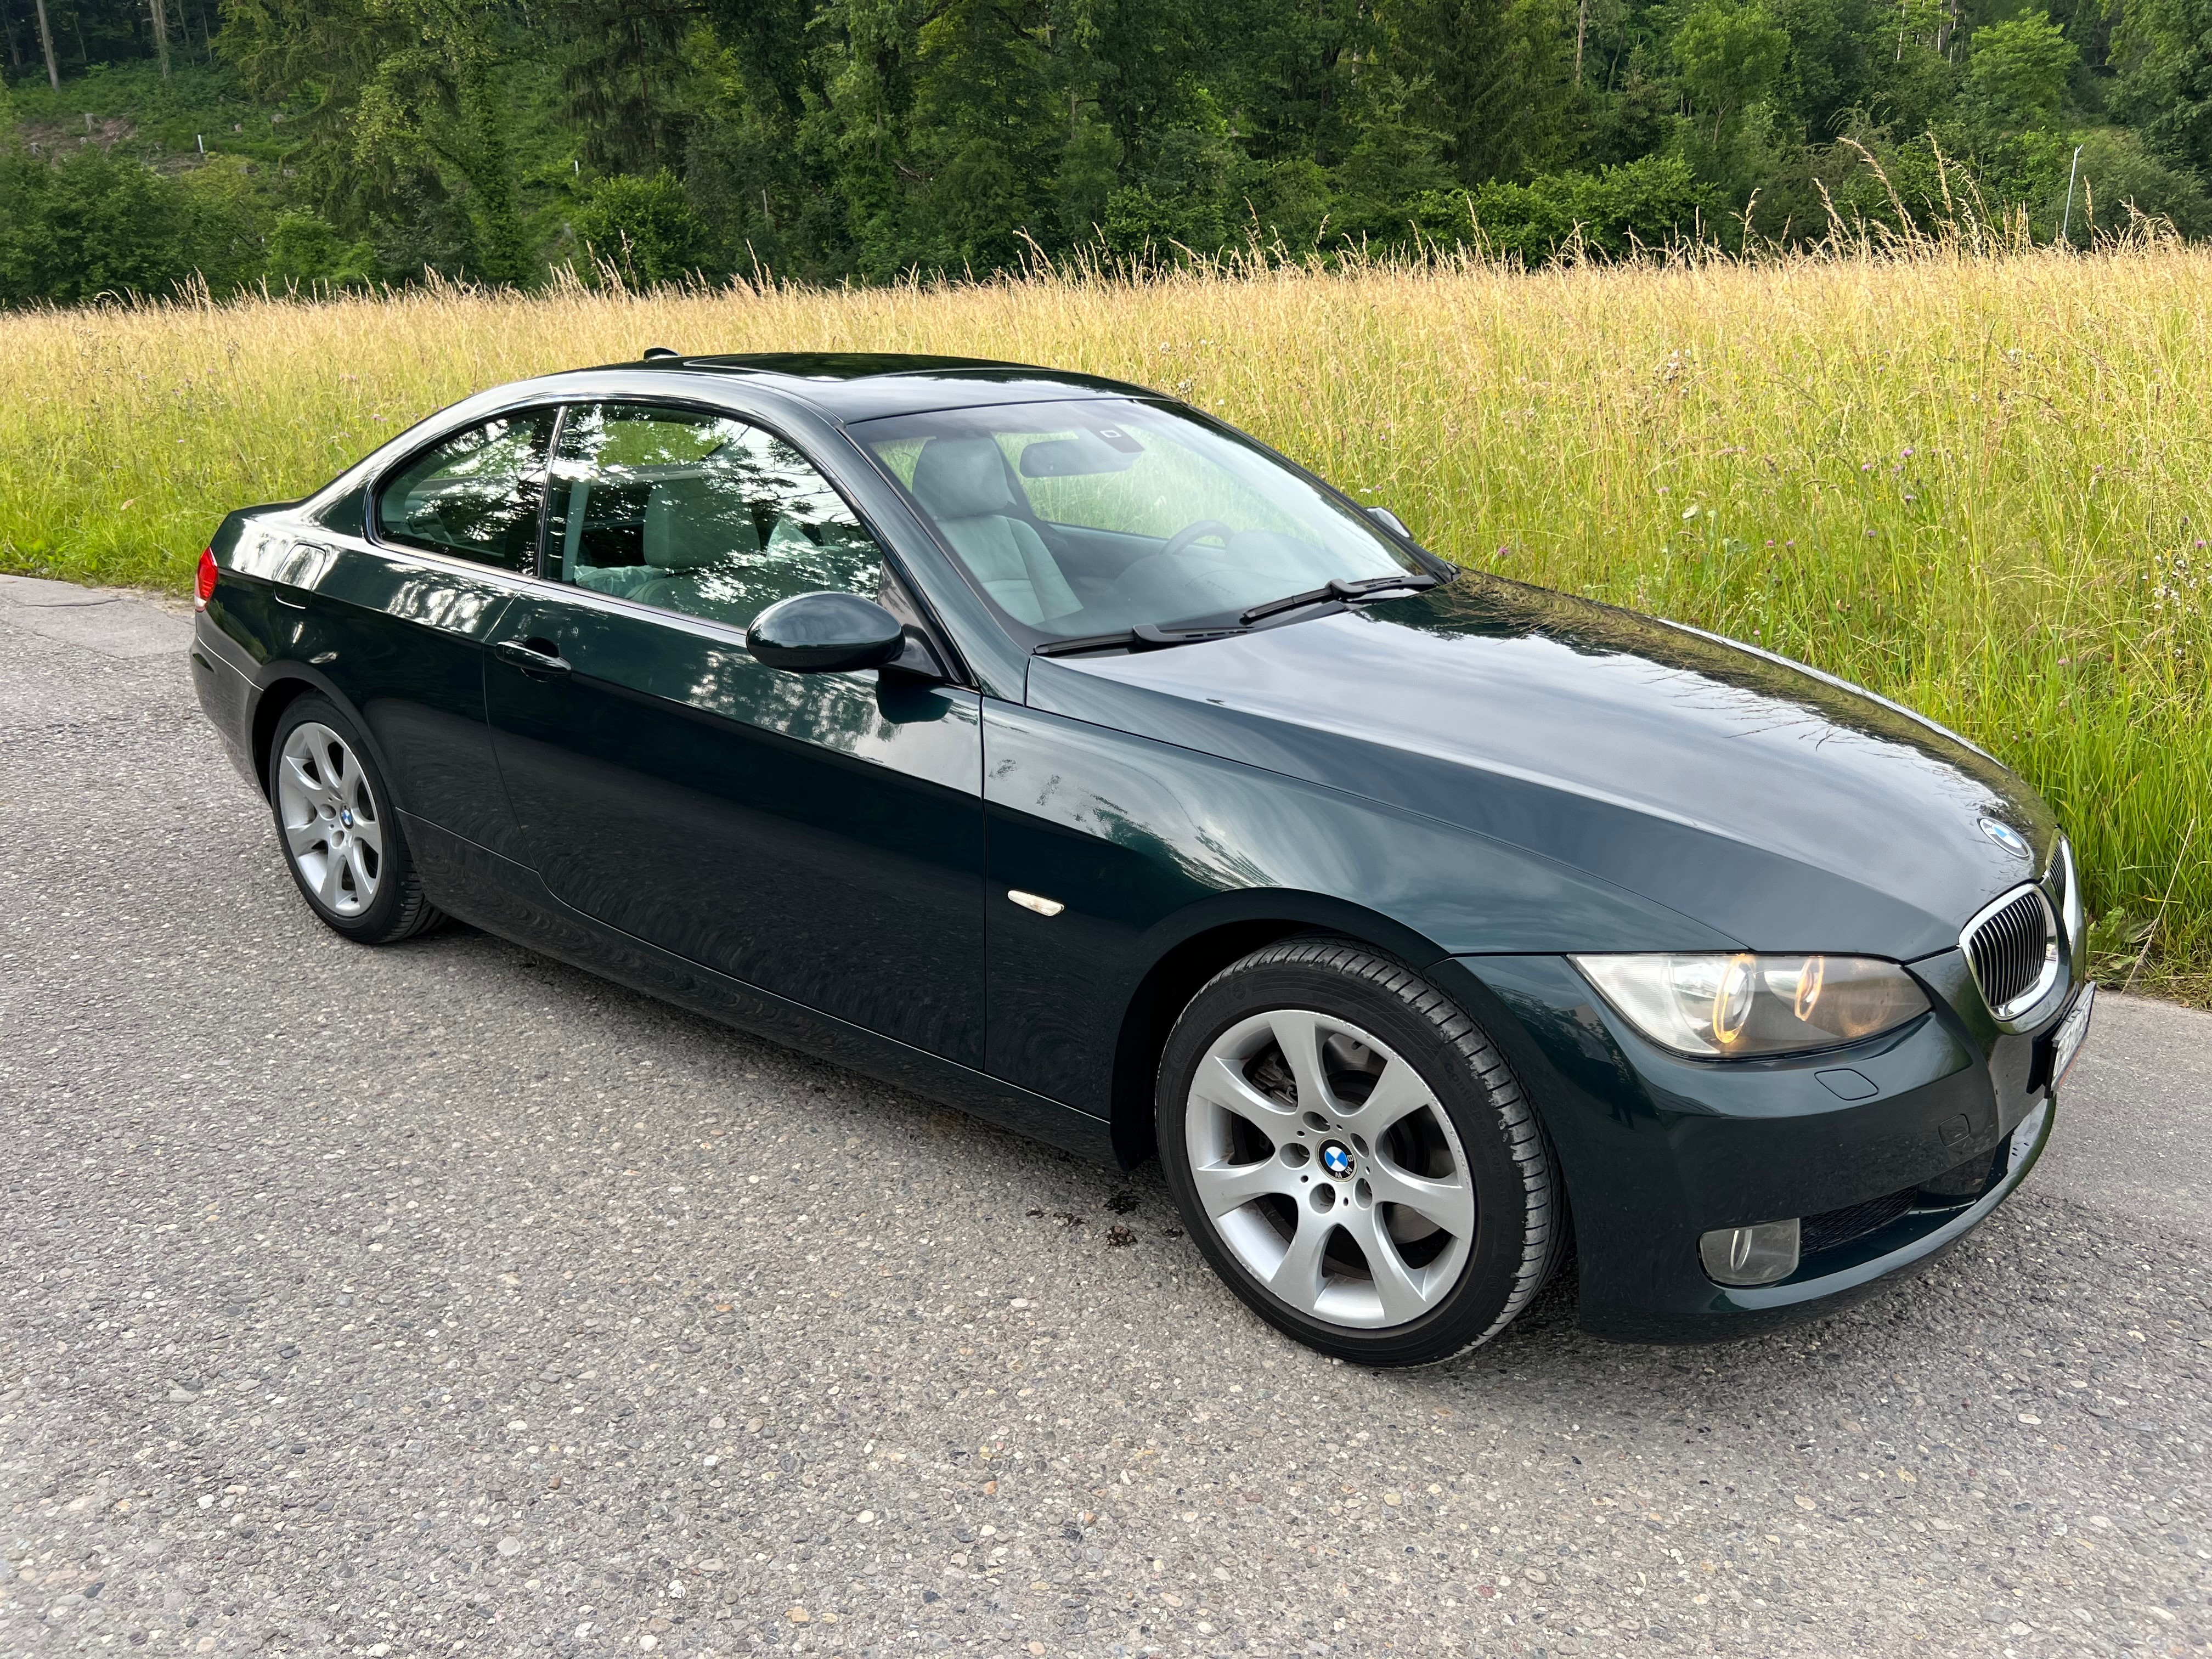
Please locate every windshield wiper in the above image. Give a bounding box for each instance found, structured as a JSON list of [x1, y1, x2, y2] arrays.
[[1032, 573, 1445, 657], [1239, 572, 1443, 627], [1033, 622, 1250, 658]]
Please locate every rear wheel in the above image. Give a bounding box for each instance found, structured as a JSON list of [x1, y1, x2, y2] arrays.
[[1157, 938, 1563, 1365], [268, 695, 444, 944]]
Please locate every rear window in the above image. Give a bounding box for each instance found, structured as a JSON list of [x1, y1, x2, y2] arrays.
[[376, 411, 557, 571]]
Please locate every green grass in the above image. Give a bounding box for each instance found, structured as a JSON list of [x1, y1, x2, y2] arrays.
[[1, 247, 2205, 1000]]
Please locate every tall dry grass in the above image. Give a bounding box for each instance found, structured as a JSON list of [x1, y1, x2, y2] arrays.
[[2, 248, 2207, 997]]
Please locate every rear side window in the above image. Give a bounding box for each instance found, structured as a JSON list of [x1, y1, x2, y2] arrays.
[[543, 402, 883, 630], [376, 410, 557, 571]]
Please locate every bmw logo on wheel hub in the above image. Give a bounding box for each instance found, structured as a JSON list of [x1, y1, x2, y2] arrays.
[[1319, 1141, 1355, 1179]]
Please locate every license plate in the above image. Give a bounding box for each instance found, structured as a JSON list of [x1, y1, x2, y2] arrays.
[[2050, 982, 2096, 1095]]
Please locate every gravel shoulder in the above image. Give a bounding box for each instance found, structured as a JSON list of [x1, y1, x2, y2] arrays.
[[2, 585, 2207, 1659]]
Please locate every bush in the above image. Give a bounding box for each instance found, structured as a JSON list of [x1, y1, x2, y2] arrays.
[[571, 171, 720, 286], [1466, 155, 1714, 261], [0, 145, 266, 306], [263, 211, 377, 290], [2057, 128, 2212, 240]]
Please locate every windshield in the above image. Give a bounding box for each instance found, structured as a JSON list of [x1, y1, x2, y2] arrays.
[[855, 398, 1427, 640]]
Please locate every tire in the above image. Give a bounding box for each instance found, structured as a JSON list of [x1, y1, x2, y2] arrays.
[[267, 695, 446, 945], [1156, 938, 1564, 1366]]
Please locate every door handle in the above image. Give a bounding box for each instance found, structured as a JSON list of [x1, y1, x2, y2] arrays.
[[493, 637, 572, 678], [272, 589, 308, 611]]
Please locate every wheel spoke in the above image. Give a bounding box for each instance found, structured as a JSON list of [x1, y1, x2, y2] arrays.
[[1345, 1205, 1429, 1323], [279, 752, 331, 807], [346, 840, 378, 902], [1368, 1160, 1475, 1239], [1193, 1054, 1299, 1126], [1354, 1056, 1435, 1135], [1265, 1010, 1336, 1113], [283, 814, 328, 858], [317, 844, 348, 907], [348, 808, 383, 858], [1190, 1156, 1296, 1219], [1266, 1209, 1334, 1313]]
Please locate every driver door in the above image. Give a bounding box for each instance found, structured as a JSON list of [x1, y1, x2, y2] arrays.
[[483, 401, 988, 1066]]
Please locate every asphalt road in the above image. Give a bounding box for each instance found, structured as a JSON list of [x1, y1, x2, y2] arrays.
[[1, 575, 2207, 1659]]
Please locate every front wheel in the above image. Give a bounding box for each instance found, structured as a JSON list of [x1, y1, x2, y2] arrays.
[[267, 695, 445, 945], [1157, 939, 1564, 1366]]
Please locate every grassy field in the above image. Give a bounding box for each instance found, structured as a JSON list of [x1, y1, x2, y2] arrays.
[[2, 251, 2207, 1000]]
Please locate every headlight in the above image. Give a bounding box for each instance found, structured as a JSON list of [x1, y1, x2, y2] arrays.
[[1571, 953, 1931, 1058]]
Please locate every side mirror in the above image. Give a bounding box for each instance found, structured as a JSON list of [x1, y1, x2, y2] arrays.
[[1366, 505, 1412, 539], [747, 591, 906, 674]]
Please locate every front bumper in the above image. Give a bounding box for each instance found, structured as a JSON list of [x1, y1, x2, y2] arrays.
[[1436, 952, 2087, 1343]]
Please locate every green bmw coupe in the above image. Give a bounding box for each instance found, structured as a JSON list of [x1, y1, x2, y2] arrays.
[[191, 353, 2094, 1365]]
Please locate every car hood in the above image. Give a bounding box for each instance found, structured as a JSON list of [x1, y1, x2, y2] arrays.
[[1025, 573, 2057, 960]]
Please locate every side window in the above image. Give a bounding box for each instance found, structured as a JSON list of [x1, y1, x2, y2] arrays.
[[375, 410, 556, 571], [544, 403, 882, 630]]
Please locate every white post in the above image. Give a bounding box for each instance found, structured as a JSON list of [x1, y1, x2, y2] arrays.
[[2061, 144, 2083, 245]]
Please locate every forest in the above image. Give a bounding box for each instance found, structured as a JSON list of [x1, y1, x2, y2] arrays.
[[0, 0, 2208, 304]]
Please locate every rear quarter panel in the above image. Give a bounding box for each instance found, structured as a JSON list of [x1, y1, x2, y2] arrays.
[[218, 510, 520, 854]]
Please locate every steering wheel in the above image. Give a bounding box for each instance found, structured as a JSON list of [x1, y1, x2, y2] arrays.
[[1159, 520, 1236, 560]]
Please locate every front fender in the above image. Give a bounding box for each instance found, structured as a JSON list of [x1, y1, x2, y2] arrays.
[[980, 697, 1739, 1125]]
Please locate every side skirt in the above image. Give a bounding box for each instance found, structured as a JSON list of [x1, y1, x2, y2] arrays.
[[403, 812, 1116, 1165]]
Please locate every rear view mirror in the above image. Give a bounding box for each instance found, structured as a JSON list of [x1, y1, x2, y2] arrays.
[[747, 591, 906, 674], [1018, 435, 1141, 478]]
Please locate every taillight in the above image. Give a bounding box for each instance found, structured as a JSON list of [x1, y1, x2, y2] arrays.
[[195, 548, 218, 611]]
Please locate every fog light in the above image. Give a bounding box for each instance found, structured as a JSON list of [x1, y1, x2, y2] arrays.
[[1700, 1218, 1801, 1286]]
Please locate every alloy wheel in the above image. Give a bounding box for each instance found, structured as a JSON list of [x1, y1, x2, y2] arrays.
[[276, 721, 383, 917], [1185, 1008, 1476, 1329]]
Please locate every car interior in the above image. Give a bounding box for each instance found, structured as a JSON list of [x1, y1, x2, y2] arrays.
[[548, 467, 882, 629], [876, 417, 1385, 637]]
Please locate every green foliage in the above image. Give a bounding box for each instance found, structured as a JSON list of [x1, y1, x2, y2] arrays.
[[2085, 909, 2156, 981], [0, 143, 264, 304], [263, 211, 376, 289], [2111, 0, 2212, 177], [1468, 154, 1714, 258], [1, 0, 2210, 295], [556, 0, 693, 173], [1384, 0, 1577, 183], [1967, 12, 2079, 134], [1674, 0, 1791, 144], [2059, 127, 2212, 239], [572, 170, 718, 285], [6, 62, 292, 159], [217, 0, 528, 282]]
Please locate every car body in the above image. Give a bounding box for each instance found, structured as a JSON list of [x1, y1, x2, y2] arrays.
[[190, 352, 2094, 1355]]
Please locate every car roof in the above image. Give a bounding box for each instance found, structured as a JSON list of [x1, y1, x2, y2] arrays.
[[572, 351, 1163, 423]]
